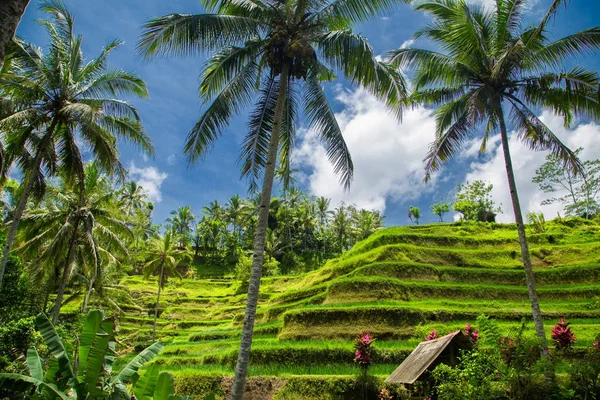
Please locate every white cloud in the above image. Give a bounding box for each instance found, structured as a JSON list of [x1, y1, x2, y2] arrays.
[[463, 110, 600, 222], [400, 39, 415, 49], [295, 89, 437, 213], [128, 162, 168, 203], [167, 154, 176, 166]]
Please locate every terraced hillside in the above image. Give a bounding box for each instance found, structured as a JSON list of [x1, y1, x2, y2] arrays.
[[111, 220, 600, 399]]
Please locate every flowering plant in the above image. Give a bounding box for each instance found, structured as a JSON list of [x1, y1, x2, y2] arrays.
[[354, 331, 375, 374], [426, 329, 438, 341], [551, 318, 576, 350], [465, 323, 479, 343], [378, 388, 393, 400]]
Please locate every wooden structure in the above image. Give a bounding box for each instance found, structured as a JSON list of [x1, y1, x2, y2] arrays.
[[385, 330, 473, 386]]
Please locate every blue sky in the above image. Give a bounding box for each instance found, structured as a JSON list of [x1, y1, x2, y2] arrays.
[[16, 0, 600, 226]]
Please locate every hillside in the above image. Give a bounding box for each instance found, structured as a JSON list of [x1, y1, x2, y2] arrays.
[[106, 219, 600, 399]]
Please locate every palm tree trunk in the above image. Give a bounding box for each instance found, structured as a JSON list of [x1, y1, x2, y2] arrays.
[[0, 121, 57, 291], [0, 0, 30, 68], [496, 101, 550, 359], [231, 64, 290, 400], [52, 220, 80, 324], [152, 260, 165, 342]]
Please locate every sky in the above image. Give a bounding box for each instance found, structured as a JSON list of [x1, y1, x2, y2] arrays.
[[15, 0, 600, 226]]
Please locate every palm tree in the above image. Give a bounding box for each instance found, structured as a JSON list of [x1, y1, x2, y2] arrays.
[[315, 196, 332, 228], [0, 0, 30, 68], [202, 200, 223, 221], [16, 164, 131, 324], [331, 204, 351, 253], [353, 208, 382, 240], [387, 0, 600, 360], [166, 206, 197, 248], [226, 195, 246, 239], [120, 181, 149, 216], [142, 231, 191, 341], [138, 1, 408, 396], [0, 0, 153, 291]]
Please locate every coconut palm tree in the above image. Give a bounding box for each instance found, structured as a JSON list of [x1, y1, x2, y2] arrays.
[[138, 0, 408, 396], [142, 231, 191, 341], [120, 181, 149, 216], [226, 195, 246, 239], [387, 0, 600, 359], [0, 0, 153, 291], [315, 196, 332, 228], [0, 0, 30, 68], [16, 164, 131, 324], [166, 206, 197, 249]]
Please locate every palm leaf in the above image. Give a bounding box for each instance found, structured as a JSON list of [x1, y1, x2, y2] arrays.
[[138, 14, 262, 57], [304, 74, 353, 190], [185, 62, 258, 163]]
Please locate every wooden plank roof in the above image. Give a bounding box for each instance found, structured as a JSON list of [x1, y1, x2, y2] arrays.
[[385, 331, 472, 385]]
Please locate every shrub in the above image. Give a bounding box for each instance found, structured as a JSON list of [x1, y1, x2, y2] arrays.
[[551, 318, 576, 351], [426, 329, 438, 341], [569, 337, 600, 399], [464, 323, 479, 343], [431, 349, 503, 400], [353, 332, 375, 375]]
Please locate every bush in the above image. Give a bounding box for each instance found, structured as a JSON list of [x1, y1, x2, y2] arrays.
[[551, 318, 576, 351], [570, 338, 600, 399], [0, 317, 36, 360], [431, 349, 504, 400]]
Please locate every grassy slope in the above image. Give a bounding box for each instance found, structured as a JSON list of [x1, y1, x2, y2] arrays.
[[90, 219, 600, 398]]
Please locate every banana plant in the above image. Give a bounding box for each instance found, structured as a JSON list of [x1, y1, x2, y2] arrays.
[[0, 310, 192, 399]]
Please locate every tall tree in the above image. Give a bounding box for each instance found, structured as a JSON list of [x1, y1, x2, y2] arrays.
[[16, 164, 131, 323], [0, 0, 153, 291], [138, 0, 408, 396], [388, 0, 600, 363], [142, 231, 191, 341], [0, 0, 30, 69], [533, 147, 600, 217], [166, 206, 197, 248], [120, 181, 149, 216]]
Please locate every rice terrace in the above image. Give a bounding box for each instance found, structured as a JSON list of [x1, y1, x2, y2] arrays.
[[0, 0, 600, 399]]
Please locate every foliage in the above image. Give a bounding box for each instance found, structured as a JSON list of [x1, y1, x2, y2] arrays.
[[533, 148, 600, 218], [431, 349, 502, 400], [0, 310, 171, 399], [570, 337, 600, 399], [0, 317, 36, 368], [453, 181, 501, 222], [426, 330, 438, 341], [551, 318, 576, 351], [464, 323, 479, 343], [408, 206, 421, 225], [431, 202, 451, 222], [526, 212, 546, 234], [353, 331, 375, 375]]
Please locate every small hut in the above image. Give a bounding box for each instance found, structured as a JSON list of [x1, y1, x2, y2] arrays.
[[385, 330, 473, 394]]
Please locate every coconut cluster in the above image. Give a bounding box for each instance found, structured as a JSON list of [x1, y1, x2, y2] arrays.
[[264, 23, 316, 79]]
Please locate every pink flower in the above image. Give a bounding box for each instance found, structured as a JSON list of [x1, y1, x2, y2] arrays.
[[426, 329, 438, 341], [551, 318, 576, 350]]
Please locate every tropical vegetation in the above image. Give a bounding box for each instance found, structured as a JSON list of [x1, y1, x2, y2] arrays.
[[0, 0, 599, 399]]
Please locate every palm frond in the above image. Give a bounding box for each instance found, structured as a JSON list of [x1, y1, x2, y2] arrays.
[[321, 0, 409, 23], [184, 62, 258, 163], [138, 14, 262, 58], [239, 75, 279, 193], [507, 96, 583, 175], [304, 74, 353, 190], [200, 39, 264, 100]]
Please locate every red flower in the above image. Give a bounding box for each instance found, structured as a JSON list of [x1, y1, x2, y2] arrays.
[[426, 329, 438, 341], [551, 318, 576, 350]]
